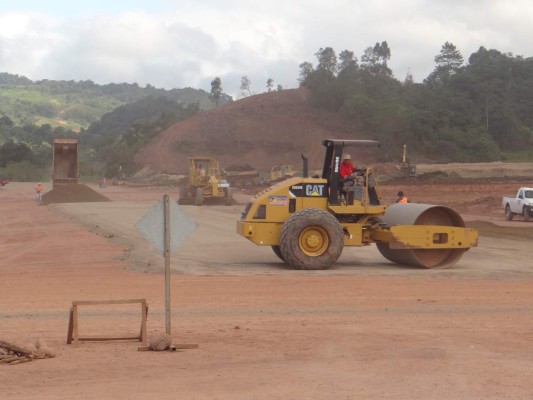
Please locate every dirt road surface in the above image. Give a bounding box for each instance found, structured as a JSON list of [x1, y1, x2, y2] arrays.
[[2, 181, 533, 400]]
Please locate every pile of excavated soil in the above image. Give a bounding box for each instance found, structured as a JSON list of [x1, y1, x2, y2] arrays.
[[41, 184, 111, 205], [134, 88, 363, 174]]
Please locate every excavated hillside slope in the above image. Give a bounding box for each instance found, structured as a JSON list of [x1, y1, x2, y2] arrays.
[[134, 88, 366, 174]]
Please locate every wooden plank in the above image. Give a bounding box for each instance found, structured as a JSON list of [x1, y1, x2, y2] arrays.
[[140, 303, 148, 345], [66, 307, 74, 344], [136, 344, 199, 352], [78, 336, 140, 341], [72, 299, 146, 306], [173, 344, 199, 349], [72, 304, 79, 344]]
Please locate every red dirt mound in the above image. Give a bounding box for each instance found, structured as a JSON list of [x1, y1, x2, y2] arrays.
[[41, 184, 111, 205], [134, 88, 373, 174]]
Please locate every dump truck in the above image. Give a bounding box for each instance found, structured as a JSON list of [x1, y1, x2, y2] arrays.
[[226, 167, 259, 187], [52, 138, 79, 187], [178, 156, 233, 206], [237, 139, 478, 270]]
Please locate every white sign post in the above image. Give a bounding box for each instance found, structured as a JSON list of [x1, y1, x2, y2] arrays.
[[135, 194, 197, 336]]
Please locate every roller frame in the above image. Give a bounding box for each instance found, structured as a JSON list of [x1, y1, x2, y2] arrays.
[[371, 225, 478, 249]]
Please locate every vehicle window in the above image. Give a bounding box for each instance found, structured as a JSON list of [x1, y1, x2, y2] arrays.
[[525, 190, 533, 199], [518, 190, 524, 199]]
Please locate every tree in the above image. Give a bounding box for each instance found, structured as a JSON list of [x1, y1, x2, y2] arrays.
[[361, 41, 392, 77], [0, 116, 14, 128], [435, 42, 463, 70], [316, 47, 337, 73], [276, 84, 283, 91], [266, 78, 274, 92], [0, 116, 14, 136], [298, 61, 314, 86], [210, 77, 223, 107], [315, 47, 338, 86], [338, 50, 358, 74], [240, 75, 252, 97], [425, 42, 464, 85], [0, 141, 33, 167]]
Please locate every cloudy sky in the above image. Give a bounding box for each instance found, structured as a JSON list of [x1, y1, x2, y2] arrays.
[[0, 0, 532, 98]]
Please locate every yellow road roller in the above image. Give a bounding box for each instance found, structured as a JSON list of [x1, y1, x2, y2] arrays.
[[236, 139, 478, 270]]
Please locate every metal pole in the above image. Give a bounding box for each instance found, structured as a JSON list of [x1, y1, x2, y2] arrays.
[[164, 194, 171, 335]]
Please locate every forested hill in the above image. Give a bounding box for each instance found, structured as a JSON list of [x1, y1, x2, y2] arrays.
[[300, 43, 533, 162], [0, 72, 226, 180], [2, 41, 533, 182], [0, 72, 220, 131]]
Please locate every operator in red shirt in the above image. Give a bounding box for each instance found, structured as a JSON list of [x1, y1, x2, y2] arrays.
[[339, 154, 354, 178]]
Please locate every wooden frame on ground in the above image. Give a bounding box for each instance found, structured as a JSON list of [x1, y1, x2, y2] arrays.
[[66, 299, 148, 346]]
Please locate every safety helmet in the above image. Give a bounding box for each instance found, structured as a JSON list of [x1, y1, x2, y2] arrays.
[[343, 154, 351, 160]]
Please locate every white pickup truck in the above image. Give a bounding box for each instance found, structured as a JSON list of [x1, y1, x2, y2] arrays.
[[502, 187, 533, 221]]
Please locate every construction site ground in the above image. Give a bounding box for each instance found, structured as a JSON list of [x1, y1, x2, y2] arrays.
[[2, 176, 533, 400]]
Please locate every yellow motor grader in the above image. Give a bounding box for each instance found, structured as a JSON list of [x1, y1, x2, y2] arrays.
[[237, 139, 478, 270], [178, 156, 232, 206]]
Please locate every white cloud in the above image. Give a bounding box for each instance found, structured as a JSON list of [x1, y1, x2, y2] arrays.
[[1, 1, 533, 97]]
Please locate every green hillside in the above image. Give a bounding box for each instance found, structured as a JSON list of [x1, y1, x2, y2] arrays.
[[0, 73, 222, 181], [0, 73, 215, 130]]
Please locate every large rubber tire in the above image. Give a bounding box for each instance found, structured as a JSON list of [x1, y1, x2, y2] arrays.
[[523, 207, 530, 222], [505, 205, 513, 221], [271, 245, 285, 262], [225, 187, 233, 206], [195, 187, 204, 206], [279, 208, 344, 270]]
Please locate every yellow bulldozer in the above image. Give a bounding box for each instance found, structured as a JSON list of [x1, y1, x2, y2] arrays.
[[178, 156, 233, 206], [269, 164, 295, 182], [237, 139, 478, 270]]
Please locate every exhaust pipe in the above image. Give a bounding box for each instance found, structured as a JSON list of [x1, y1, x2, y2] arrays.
[[301, 153, 308, 178]]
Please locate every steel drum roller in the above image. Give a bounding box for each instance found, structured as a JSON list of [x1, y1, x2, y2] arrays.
[[376, 203, 468, 268]]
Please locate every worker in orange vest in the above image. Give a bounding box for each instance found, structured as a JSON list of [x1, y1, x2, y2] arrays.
[[35, 183, 43, 203], [396, 190, 409, 203]]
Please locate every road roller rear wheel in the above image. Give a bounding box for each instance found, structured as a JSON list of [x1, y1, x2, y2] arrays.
[[271, 245, 285, 262], [280, 208, 343, 270], [376, 203, 469, 269]]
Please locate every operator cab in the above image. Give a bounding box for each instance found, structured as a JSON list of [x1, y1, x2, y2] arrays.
[[320, 139, 381, 206]]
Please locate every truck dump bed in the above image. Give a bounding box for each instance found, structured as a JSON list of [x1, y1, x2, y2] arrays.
[[53, 138, 78, 186]]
